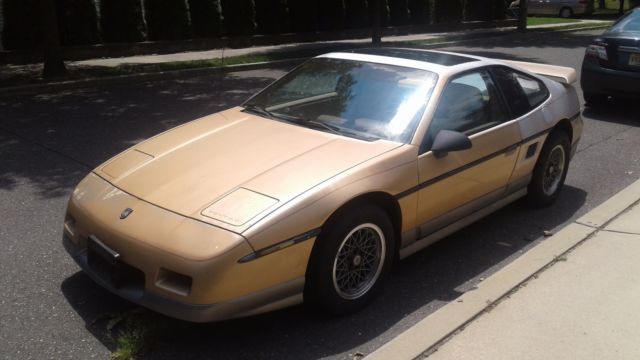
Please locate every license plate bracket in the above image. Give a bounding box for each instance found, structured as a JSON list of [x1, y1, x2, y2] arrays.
[[87, 235, 122, 287], [629, 53, 640, 66]]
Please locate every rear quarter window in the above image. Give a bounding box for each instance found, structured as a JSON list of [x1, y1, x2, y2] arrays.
[[491, 66, 550, 118]]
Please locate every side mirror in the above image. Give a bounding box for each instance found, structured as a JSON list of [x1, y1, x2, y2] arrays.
[[431, 130, 472, 158]]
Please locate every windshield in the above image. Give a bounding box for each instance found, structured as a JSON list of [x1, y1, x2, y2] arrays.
[[244, 58, 438, 143], [610, 10, 640, 32]]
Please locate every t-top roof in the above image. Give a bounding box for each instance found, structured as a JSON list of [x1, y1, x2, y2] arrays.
[[348, 48, 478, 66]]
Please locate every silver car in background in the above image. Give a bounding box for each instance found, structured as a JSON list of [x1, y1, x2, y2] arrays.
[[509, 0, 595, 18]]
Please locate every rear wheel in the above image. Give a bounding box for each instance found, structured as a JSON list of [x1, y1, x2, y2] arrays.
[[559, 7, 573, 18], [305, 206, 395, 315], [526, 130, 571, 208]]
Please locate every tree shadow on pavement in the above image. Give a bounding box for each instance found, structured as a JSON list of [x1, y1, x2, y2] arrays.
[[0, 67, 289, 199], [60, 185, 586, 360]]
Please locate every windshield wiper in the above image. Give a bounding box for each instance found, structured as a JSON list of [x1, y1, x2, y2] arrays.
[[243, 104, 274, 119]]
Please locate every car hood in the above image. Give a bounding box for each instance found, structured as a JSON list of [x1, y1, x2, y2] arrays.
[[95, 107, 401, 233]]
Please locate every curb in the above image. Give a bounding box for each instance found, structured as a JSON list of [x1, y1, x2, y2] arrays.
[[365, 177, 640, 360], [0, 22, 610, 98]]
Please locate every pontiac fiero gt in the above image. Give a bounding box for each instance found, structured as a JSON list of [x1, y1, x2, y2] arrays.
[[63, 48, 583, 322]]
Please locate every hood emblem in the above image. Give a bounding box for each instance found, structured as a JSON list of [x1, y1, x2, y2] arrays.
[[120, 208, 133, 219]]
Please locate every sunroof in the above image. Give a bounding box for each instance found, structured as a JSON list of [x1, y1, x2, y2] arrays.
[[348, 48, 477, 66]]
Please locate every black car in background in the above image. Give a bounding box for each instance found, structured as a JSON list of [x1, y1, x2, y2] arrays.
[[581, 8, 640, 105]]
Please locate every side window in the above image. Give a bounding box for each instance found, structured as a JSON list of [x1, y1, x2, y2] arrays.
[[491, 66, 549, 118], [425, 70, 508, 150]]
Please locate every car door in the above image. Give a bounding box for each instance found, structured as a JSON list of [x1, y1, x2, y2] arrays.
[[413, 69, 522, 241]]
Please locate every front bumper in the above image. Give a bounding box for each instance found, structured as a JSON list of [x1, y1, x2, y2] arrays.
[[581, 59, 640, 98], [63, 173, 308, 322], [64, 234, 303, 322]]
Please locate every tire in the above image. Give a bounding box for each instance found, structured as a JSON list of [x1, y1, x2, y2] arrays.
[[304, 205, 395, 315], [559, 7, 573, 18], [526, 130, 571, 208], [584, 92, 608, 107]]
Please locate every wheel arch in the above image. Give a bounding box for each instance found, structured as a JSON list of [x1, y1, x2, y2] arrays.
[[552, 118, 573, 143], [307, 192, 403, 272]]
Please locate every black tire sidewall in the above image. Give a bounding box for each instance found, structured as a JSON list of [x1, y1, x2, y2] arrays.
[[305, 206, 395, 315], [527, 130, 571, 208]]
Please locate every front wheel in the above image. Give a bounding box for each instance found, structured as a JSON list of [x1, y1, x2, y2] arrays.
[[526, 130, 571, 208], [305, 206, 395, 315]]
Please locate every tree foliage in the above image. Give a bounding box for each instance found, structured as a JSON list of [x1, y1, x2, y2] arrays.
[[99, 0, 147, 43], [288, 0, 318, 32], [318, 0, 345, 31], [188, 0, 223, 38], [221, 0, 256, 36], [56, 0, 100, 45], [408, 0, 430, 24], [1, 0, 41, 49], [389, 0, 410, 26], [255, 0, 289, 34], [432, 0, 462, 23], [144, 0, 191, 40]]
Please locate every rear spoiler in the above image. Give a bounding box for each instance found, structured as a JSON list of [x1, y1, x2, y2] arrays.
[[502, 60, 577, 85]]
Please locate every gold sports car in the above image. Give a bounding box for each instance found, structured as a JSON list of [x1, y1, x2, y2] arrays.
[[63, 48, 583, 322]]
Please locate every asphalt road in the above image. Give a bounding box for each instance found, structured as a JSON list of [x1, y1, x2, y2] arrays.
[[1, 29, 639, 360]]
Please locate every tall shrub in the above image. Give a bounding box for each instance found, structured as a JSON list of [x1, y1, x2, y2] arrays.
[[56, 0, 100, 46], [144, 0, 191, 40], [255, 0, 288, 34], [100, 0, 146, 43], [344, 0, 368, 29], [389, 0, 410, 26], [221, 0, 256, 36], [188, 0, 223, 38], [432, 0, 462, 23], [408, 0, 430, 24], [288, 0, 318, 32], [1, 0, 41, 49], [318, 0, 345, 31]]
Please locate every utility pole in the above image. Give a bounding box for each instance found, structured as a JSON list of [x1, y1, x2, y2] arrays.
[[517, 0, 528, 32], [372, 0, 381, 44]]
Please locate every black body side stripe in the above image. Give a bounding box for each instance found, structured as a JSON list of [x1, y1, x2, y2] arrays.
[[238, 228, 321, 263], [395, 127, 556, 200]]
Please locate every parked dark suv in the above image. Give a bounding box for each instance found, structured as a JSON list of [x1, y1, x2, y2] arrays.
[[581, 8, 640, 105]]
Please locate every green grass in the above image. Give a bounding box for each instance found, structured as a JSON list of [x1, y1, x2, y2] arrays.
[[527, 17, 580, 26], [109, 326, 146, 360]]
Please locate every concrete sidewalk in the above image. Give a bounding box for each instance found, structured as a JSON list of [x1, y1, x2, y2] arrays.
[[426, 202, 640, 360], [367, 179, 640, 360], [75, 19, 610, 68]]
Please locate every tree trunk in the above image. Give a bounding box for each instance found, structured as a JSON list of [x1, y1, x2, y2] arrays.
[[40, 0, 68, 78], [599, 0, 605, 9], [372, 0, 382, 44], [517, 0, 528, 32], [619, 0, 625, 14]]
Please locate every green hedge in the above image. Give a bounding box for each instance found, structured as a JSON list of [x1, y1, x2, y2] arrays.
[[432, 0, 462, 23], [1, 0, 41, 50], [188, 0, 223, 38], [255, 0, 289, 34], [288, 0, 318, 32], [221, 0, 256, 36], [56, 0, 100, 45], [408, 0, 430, 24], [389, 0, 410, 26], [100, 0, 147, 43], [318, 0, 345, 31], [144, 0, 191, 40]]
